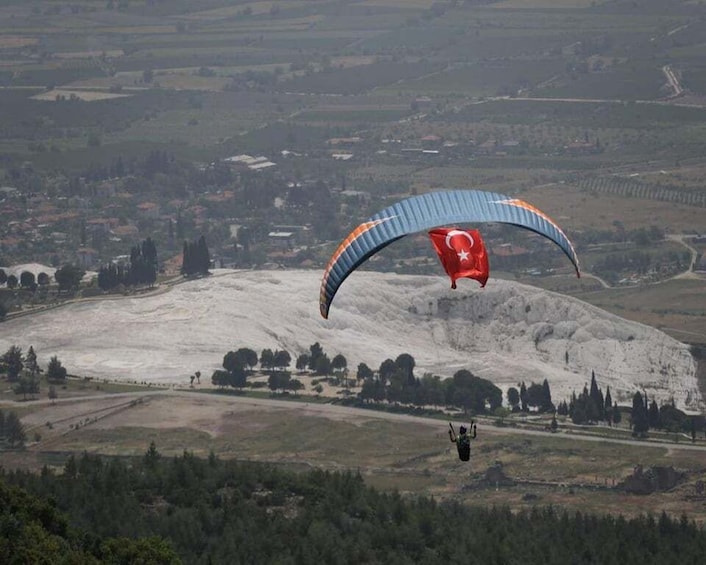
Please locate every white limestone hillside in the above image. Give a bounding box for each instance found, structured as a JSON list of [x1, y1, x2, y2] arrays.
[[0, 269, 701, 411]]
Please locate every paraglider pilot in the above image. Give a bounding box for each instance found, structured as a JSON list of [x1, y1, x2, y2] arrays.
[[449, 422, 477, 461]]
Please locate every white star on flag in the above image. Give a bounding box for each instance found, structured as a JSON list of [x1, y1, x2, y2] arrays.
[[457, 249, 470, 261]]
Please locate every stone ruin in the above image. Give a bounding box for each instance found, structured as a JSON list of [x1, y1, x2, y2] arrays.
[[482, 461, 515, 487], [619, 464, 685, 495]]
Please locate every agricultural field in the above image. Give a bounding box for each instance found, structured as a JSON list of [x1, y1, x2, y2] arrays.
[[0, 1, 703, 326]]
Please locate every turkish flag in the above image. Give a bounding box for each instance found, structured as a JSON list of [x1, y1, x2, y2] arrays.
[[429, 227, 489, 289]]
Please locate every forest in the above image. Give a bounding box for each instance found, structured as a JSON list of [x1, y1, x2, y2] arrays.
[[3, 447, 706, 564]]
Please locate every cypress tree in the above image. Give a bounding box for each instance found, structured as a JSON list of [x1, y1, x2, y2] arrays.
[[604, 386, 613, 425], [589, 371, 604, 420], [631, 392, 649, 436], [197, 235, 210, 274], [181, 241, 190, 275], [541, 379, 553, 412], [648, 399, 661, 429], [520, 382, 528, 412], [612, 402, 622, 425]]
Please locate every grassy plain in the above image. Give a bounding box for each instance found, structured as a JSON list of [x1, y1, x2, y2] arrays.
[[4, 389, 706, 524]]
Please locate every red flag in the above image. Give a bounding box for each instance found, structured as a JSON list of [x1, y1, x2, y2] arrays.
[[429, 227, 489, 289]]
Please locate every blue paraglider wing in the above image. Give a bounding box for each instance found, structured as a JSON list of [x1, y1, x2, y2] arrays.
[[319, 189, 580, 319]]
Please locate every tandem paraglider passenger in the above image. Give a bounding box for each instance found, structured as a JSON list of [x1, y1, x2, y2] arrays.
[[448, 422, 477, 462]]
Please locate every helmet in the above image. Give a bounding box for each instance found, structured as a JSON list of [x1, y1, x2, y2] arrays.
[[459, 426, 467, 434]]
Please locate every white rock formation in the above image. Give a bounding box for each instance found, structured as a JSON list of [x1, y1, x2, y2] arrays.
[[0, 269, 701, 411]]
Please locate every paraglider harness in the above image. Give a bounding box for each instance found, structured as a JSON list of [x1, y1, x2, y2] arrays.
[[449, 422, 476, 461]]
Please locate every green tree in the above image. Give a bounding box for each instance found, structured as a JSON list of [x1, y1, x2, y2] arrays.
[[648, 398, 661, 429], [143, 441, 160, 470], [519, 381, 528, 412], [229, 365, 247, 389], [331, 353, 347, 374], [612, 402, 622, 425], [604, 386, 613, 424], [37, 272, 50, 287], [307, 342, 324, 371], [54, 264, 85, 293], [46, 355, 68, 383], [541, 379, 554, 412], [356, 363, 373, 384], [4, 411, 26, 446], [19, 271, 35, 290], [378, 359, 396, 386], [659, 401, 686, 433], [313, 354, 331, 376], [197, 235, 210, 274], [507, 387, 520, 411], [631, 391, 649, 437], [2, 345, 23, 381], [235, 348, 258, 371], [268, 371, 290, 392], [296, 354, 309, 371], [211, 369, 229, 388], [260, 348, 275, 371], [273, 350, 291, 371], [449, 369, 502, 414], [14, 373, 39, 400], [394, 353, 416, 385], [6, 274, 18, 289], [24, 346, 38, 377], [589, 371, 604, 421]]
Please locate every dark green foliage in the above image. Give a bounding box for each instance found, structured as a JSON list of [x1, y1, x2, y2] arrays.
[[507, 386, 520, 411], [1, 345, 23, 381], [46, 355, 68, 384], [648, 399, 661, 429], [589, 371, 605, 421], [0, 475, 179, 564], [356, 362, 374, 382], [223, 348, 258, 373], [523, 380, 555, 413], [3, 450, 706, 565], [613, 402, 622, 425], [632, 391, 650, 437], [520, 381, 529, 412], [181, 236, 210, 276], [0, 409, 26, 447], [13, 372, 39, 401], [98, 238, 157, 291], [659, 401, 687, 433], [567, 374, 616, 425], [448, 369, 502, 414], [19, 271, 35, 290], [54, 264, 85, 293]]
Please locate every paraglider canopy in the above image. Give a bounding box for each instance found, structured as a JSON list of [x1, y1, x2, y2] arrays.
[[319, 189, 580, 319]]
